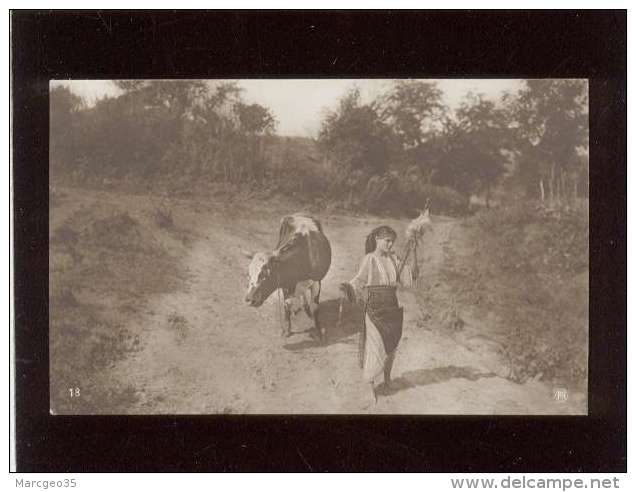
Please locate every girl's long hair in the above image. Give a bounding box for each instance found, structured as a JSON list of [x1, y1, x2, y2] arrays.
[[365, 226, 397, 254]]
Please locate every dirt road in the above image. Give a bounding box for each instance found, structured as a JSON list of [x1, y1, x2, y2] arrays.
[[91, 191, 586, 415]]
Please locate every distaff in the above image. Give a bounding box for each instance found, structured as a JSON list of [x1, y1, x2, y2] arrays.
[[397, 199, 431, 284]]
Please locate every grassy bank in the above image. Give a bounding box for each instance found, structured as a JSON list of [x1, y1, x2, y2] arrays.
[[427, 201, 588, 389], [49, 186, 192, 413]]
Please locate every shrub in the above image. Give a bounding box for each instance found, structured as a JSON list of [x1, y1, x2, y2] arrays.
[[357, 171, 469, 216], [466, 202, 588, 387]]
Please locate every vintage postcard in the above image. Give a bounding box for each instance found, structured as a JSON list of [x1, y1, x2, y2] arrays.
[[48, 78, 589, 415]]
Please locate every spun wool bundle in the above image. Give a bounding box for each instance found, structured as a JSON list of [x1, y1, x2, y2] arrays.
[[405, 208, 432, 242]]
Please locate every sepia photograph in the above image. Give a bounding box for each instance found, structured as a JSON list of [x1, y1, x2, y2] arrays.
[[48, 77, 589, 415]]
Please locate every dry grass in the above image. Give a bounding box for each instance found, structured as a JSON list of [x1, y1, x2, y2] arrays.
[[49, 189, 188, 414], [476, 204, 586, 386], [426, 202, 588, 388]]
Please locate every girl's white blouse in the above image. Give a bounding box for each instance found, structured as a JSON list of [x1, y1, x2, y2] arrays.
[[349, 252, 413, 301]]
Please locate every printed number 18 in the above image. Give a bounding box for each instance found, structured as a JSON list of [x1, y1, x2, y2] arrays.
[[69, 387, 80, 397]]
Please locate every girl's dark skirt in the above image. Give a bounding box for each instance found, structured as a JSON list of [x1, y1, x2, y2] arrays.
[[358, 285, 404, 369]]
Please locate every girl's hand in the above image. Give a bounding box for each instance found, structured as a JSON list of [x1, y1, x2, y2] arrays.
[[339, 282, 356, 303]]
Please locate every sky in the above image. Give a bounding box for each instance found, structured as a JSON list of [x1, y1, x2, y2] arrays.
[[51, 79, 524, 137]]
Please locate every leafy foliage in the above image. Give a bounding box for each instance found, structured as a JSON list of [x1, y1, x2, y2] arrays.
[[376, 80, 446, 148], [317, 82, 514, 211], [50, 86, 85, 171], [318, 87, 399, 175], [433, 93, 512, 201], [51, 80, 277, 183], [466, 203, 588, 386], [506, 79, 588, 202], [51, 78, 589, 216]]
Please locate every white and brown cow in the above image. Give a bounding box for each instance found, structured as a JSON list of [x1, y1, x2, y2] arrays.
[[244, 213, 331, 341]]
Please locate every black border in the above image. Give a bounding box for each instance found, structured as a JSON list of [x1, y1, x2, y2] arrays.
[[12, 10, 626, 472]]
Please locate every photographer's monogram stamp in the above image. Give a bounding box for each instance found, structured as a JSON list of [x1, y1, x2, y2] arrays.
[[553, 387, 569, 402]]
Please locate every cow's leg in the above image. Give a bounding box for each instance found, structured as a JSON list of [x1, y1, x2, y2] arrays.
[[309, 282, 324, 344], [282, 286, 294, 338]]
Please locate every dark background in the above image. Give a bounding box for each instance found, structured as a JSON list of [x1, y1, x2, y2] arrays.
[[12, 10, 626, 472]]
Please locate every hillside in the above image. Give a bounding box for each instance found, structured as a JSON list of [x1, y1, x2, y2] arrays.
[[50, 183, 587, 414]]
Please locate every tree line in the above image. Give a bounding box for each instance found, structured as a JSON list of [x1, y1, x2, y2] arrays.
[[51, 80, 276, 183], [317, 79, 588, 210], [50, 79, 588, 213]]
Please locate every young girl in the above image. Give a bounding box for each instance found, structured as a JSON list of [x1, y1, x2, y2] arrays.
[[340, 226, 414, 404]]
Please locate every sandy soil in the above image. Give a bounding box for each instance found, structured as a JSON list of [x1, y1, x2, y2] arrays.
[[51, 185, 586, 415]]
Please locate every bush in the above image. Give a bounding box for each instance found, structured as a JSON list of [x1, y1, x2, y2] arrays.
[[503, 319, 587, 384], [467, 203, 588, 387], [356, 171, 469, 216]]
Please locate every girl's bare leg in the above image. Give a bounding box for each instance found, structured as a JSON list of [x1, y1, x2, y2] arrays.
[[384, 352, 395, 388]]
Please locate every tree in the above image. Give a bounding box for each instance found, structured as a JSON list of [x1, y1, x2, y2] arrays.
[[50, 86, 84, 170], [433, 93, 511, 206], [232, 102, 277, 182], [234, 102, 277, 136], [56, 80, 279, 182], [114, 80, 146, 92], [78, 84, 188, 177], [376, 80, 446, 149], [318, 86, 398, 175], [508, 79, 588, 204]]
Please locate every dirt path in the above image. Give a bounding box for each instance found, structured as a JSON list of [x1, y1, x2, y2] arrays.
[[106, 202, 586, 415]]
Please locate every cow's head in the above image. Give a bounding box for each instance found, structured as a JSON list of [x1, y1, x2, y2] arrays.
[[244, 251, 280, 307]]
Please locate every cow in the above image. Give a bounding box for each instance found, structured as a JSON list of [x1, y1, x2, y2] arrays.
[[244, 213, 332, 341]]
